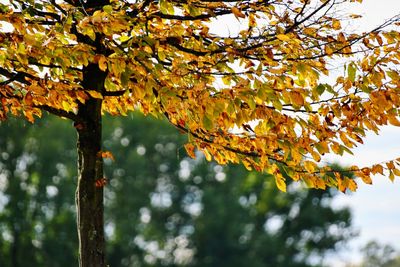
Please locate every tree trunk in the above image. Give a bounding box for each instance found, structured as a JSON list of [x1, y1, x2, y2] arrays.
[[11, 227, 19, 267], [76, 63, 107, 267]]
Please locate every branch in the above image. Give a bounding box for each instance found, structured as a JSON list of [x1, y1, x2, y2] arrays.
[[149, 10, 232, 21], [35, 104, 79, 121], [0, 87, 79, 121], [18, 3, 62, 22], [103, 90, 128, 97], [163, 110, 288, 167], [25, 60, 82, 72], [0, 67, 36, 85], [50, 0, 68, 15], [285, 0, 332, 33], [0, 76, 18, 86]]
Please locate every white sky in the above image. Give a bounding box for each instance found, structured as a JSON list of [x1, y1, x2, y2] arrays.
[[328, 126, 400, 265]]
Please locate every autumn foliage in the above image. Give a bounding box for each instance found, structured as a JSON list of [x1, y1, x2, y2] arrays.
[[1, 1, 400, 191]]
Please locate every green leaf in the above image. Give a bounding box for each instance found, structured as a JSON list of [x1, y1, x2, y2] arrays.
[[160, 0, 174, 14], [105, 77, 117, 91], [203, 115, 213, 130], [272, 99, 282, 111], [248, 97, 256, 110], [82, 27, 96, 41], [119, 35, 131, 43], [315, 84, 325, 95], [103, 5, 113, 14], [340, 145, 354, 155], [360, 85, 373, 93], [120, 70, 131, 87], [347, 63, 356, 82], [325, 84, 336, 95]]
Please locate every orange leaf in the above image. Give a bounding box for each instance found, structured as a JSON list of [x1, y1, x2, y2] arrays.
[[231, 7, 245, 19], [184, 143, 196, 159], [98, 55, 108, 72], [388, 116, 400, 127], [99, 151, 115, 161]]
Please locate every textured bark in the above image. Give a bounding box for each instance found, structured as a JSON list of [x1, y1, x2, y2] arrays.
[[75, 63, 107, 267]]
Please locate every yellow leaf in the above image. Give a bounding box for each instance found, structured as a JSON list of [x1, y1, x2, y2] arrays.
[[202, 149, 212, 161], [347, 179, 358, 192], [389, 171, 395, 182], [242, 159, 253, 171], [332, 19, 341, 30], [84, 27, 96, 41], [325, 45, 333, 55], [24, 93, 33, 106], [87, 90, 103, 99], [310, 150, 321, 162], [62, 101, 70, 111], [248, 13, 256, 27], [160, 0, 174, 14], [303, 161, 316, 173], [393, 168, 400, 177], [277, 34, 291, 42], [337, 177, 346, 193], [315, 141, 329, 154], [275, 173, 286, 192], [339, 131, 354, 148], [358, 170, 372, 185], [315, 177, 326, 190]]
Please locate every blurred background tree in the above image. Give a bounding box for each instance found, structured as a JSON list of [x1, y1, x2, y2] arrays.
[[0, 114, 355, 267], [0, 117, 77, 267], [346, 241, 400, 267]]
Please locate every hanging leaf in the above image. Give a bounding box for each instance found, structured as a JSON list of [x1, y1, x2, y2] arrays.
[[231, 7, 246, 19]]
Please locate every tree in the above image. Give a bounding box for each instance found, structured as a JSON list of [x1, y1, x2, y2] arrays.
[[0, 0, 399, 265], [347, 241, 400, 267], [359, 241, 397, 267], [0, 117, 78, 267], [0, 119, 78, 267], [0, 114, 355, 267]]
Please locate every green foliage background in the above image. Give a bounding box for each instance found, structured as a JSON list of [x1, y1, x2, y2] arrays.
[[0, 114, 354, 267]]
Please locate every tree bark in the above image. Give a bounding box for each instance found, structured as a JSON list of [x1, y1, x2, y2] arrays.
[[76, 63, 107, 267]]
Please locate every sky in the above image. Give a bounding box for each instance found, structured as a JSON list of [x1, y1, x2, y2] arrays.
[[322, 0, 400, 265], [328, 126, 400, 265]]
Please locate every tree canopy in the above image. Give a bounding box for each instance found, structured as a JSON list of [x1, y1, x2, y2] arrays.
[[1, 0, 400, 190]]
